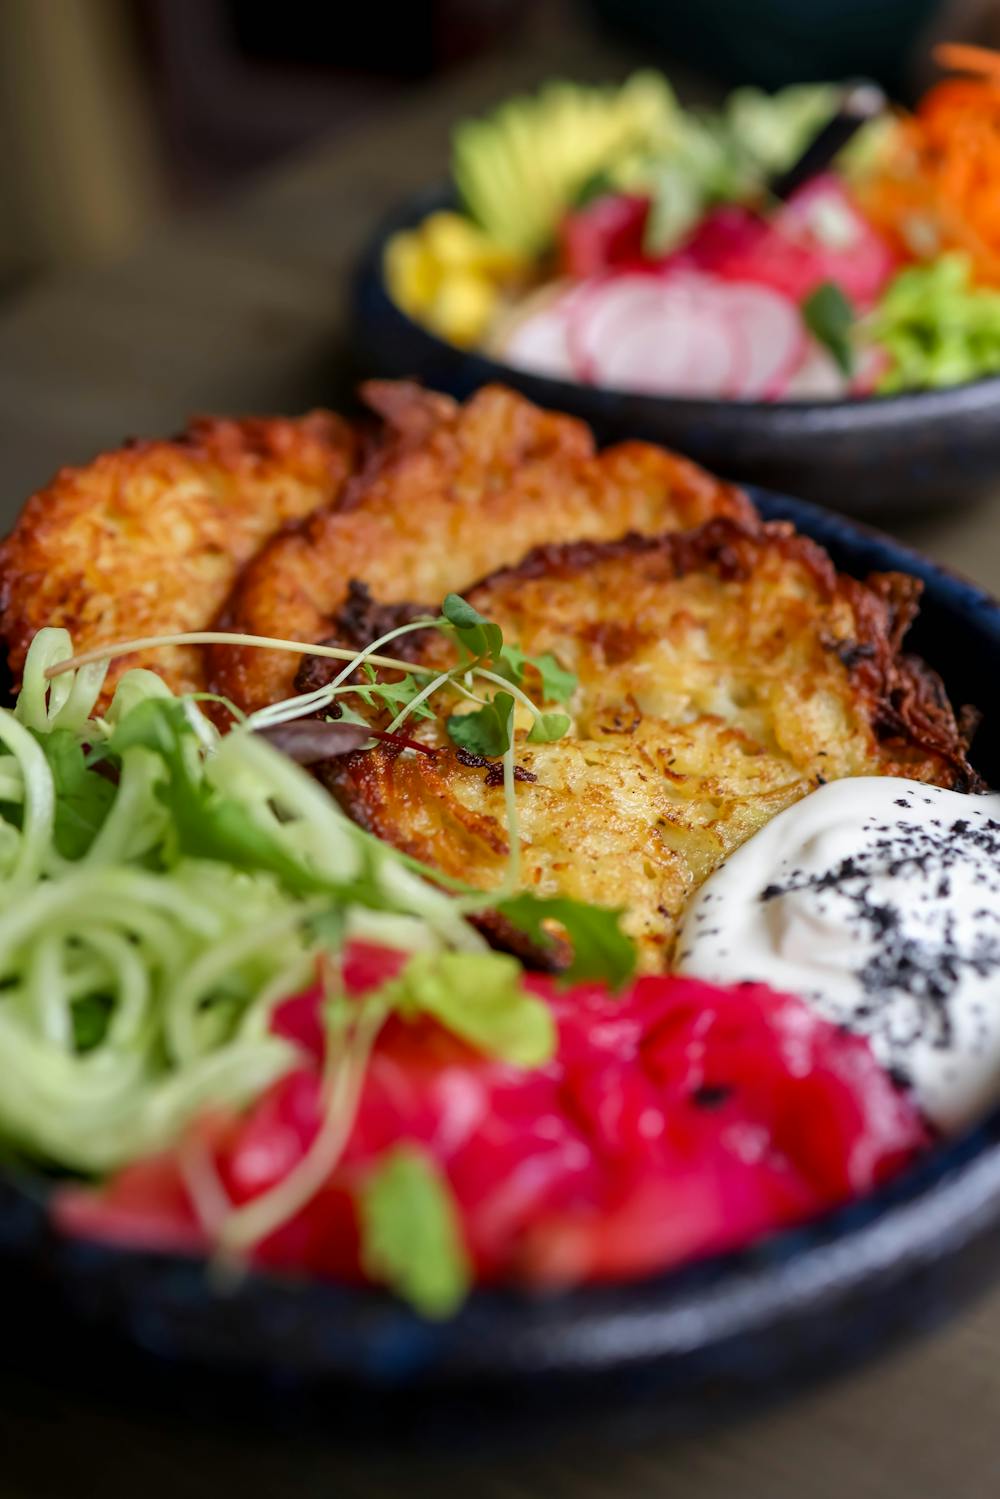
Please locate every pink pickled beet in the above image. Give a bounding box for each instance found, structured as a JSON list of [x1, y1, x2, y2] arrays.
[[558, 193, 652, 279], [53, 947, 930, 1291], [673, 177, 896, 308]]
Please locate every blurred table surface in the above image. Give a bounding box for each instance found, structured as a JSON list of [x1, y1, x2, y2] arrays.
[[1, 14, 1000, 1499]]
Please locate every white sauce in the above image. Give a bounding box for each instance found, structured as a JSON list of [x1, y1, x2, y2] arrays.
[[676, 778, 1000, 1134]]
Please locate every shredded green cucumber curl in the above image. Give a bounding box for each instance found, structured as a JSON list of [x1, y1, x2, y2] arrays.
[[2, 612, 634, 1308], [0, 627, 489, 1175]]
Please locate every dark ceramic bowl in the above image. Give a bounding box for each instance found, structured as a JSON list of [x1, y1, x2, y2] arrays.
[[2, 488, 1000, 1434], [352, 187, 1000, 519]]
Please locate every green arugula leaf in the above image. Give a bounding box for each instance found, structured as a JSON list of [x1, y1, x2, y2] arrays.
[[110, 699, 329, 896], [495, 892, 637, 988], [446, 691, 515, 757], [498, 645, 577, 705], [332, 703, 373, 729], [31, 728, 116, 859], [109, 696, 192, 762], [383, 949, 555, 1066], [354, 666, 435, 722], [527, 712, 570, 745], [352, 664, 381, 710], [356, 1144, 471, 1319], [531, 651, 577, 705], [441, 593, 503, 663], [802, 281, 855, 376]]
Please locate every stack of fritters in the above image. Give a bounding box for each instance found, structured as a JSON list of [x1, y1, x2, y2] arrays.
[[0, 411, 356, 701], [0, 382, 978, 969]]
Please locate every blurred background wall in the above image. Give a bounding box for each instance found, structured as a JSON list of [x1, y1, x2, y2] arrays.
[[0, 0, 162, 283], [0, 0, 532, 287], [0, 0, 997, 289]]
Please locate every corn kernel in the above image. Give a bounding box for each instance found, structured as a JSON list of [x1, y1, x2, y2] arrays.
[[422, 211, 490, 267], [384, 232, 439, 314], [427, 270, 498, 346], [423, 210, 527, 277]]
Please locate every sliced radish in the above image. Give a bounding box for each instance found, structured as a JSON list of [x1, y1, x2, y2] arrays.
[[785, 344, 849, 401], [568, 273, 675, 384], [717, 282, 806, 399], [679, 308, 740, 396], [503, 268, 816, 403], [570, 272, 747, 396], [851, 343, 891, 396], [571, 271, 804, 401], [596, 315, 703, 396], [783, 341, 892, 402], [502, 301, 576, 380]]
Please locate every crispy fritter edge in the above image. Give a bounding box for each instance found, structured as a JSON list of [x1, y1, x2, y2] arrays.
[[0, 410, 354, 693], [324, 519, 984, 843], [207, 381, 757, 713]]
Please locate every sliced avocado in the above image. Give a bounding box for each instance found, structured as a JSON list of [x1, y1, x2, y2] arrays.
[[451, 71, 680, 256]]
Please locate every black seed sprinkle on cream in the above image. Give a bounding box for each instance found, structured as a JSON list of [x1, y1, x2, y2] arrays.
[[677, 780, 1000, 1133], [760, 811, 1000, 1051]]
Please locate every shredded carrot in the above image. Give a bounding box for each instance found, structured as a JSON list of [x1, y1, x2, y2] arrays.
[[933, 43, 1000, 83], [859, 44, 1000, 285]]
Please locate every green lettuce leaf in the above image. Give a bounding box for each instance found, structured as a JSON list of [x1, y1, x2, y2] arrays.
[[802, 281, 855, 376], [383, 948, 556, 1066], [32, 728, 116, 859], [495, 892, 636, 988], [110, 699, 329, 896], [871, 253, 1000, 393], [356, 1145, 471, 1318]]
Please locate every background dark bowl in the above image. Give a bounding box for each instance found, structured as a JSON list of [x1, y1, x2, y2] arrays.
[[352, 187, 1000, 520], [3, 488, 1000, 1436]]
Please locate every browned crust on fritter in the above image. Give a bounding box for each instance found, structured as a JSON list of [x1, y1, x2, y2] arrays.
[[321, 518, 979, 970], [0, 411, 356, 701], [331, 518, 980, 823], [471, 520, 980, 788], [208, 381, 755, 713]]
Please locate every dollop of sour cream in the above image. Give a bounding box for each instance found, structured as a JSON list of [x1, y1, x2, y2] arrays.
[[676, 778, 1000, 1134]]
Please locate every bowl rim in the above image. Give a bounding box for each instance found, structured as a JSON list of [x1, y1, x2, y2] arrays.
[[5, 485, 1000, 1388], [357, 181, 1000, 425]]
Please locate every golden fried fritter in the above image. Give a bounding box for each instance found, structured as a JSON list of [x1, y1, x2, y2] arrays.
[[0, 412, 356, 700], [208, 381, 754, 713], [324, 519, 978, 972]]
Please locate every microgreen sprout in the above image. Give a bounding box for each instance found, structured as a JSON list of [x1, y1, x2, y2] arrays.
[[48, 601, 578, 764], [38, 613, 636, 991], [0, 626, 637, 1318], [44, 630, 438, 681]]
